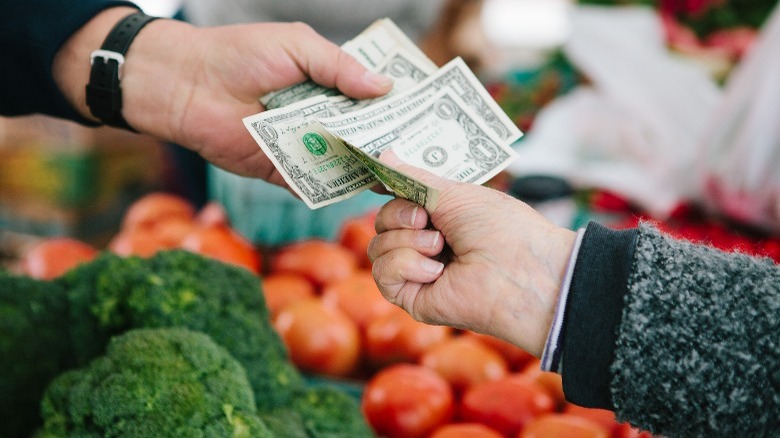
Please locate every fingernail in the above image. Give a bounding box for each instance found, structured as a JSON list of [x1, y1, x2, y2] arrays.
[[364, 71, 393, 90], [417, 230, 440, 249], [400, 205, 418, 228], [421, 258, 444, 275]]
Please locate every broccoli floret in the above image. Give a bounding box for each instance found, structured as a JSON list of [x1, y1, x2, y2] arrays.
[[39, 328, 271, 437], [292, 387, 374, 437], [0, 271, 75, 437], [58, 250, 304, 410]]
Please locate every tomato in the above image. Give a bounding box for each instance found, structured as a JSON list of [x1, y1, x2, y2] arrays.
[[463, 331, 535, 371], [271, 240, 358, 287], [519, 413, 610, 438], [419, 336, 509, 394], [180, 224, 261, 274], [261, 272, 316, 317], [459, 375, 555, 437], [148, 216, 196, 247], [337, 211, 377, 268], [563, 404, 621, 434], [429, 423, 503, 438], [273, 298, 360, 377], [121, 192, 195, 230], [362, 364, 454, 438], [108, 229, 169, 258], [321, 270, 395, 329], [19, 237, 98, 280], [364, 307, 453, 368], [516, 358, 566, 408]]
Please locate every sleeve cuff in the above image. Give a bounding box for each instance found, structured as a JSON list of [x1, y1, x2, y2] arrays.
[[559, 221, 638, 410], [541, 227, 585, 373]]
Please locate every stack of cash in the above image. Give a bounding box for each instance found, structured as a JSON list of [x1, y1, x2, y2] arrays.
[[243, 19, 522, 210]]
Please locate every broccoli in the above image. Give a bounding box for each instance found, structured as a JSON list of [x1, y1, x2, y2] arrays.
[[39, 327, 271, 437], [291, 387, 374, 438], [58, 250, 304, 410], [0, 271, 75, 438]]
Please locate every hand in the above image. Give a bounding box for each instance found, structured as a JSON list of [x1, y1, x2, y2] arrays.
[[53, 8, 393, 186], [368, 153, 577, 356]]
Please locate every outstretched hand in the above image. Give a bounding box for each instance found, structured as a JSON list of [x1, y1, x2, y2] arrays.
[[54, 8, 393, 186], [368, 152, 577, 356]]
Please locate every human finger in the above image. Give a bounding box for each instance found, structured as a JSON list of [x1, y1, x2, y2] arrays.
[[368, 228, 444, 263], [371, 247, 444, 306], [374, 198, 430, 234]]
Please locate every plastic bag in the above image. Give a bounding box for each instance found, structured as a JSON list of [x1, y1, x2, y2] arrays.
[[697, 4, 780, 233], [508, 5, 722, 218]]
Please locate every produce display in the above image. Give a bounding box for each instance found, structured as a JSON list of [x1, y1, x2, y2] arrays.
[[10, 188, 777, 437]]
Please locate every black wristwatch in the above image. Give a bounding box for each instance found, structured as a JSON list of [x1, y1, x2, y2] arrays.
[[86, 11, 158, 131]]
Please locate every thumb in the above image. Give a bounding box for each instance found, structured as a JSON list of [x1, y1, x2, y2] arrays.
[[297, 34, 394, 99]]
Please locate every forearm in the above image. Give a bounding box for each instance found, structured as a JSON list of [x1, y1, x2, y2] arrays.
[[0, 1, 136, 120], [560, 222, 780, 436]]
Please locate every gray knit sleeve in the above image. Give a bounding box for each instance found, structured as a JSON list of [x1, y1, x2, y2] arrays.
[[611, 224, 780, 436]]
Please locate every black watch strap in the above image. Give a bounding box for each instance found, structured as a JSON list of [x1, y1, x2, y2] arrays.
[[86, 11, 158, 131]]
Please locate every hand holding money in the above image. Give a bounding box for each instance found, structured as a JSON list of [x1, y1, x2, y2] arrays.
[[244, 19, 522, 210]]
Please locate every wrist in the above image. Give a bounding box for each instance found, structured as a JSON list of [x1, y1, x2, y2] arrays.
[[53, 7, 139, 123], [491, 226, 578, 357]]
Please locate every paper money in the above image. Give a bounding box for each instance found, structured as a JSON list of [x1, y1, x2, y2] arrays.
[[351, 90, 516, 185], [243, 96, 378, 209], [321, 57, 522, 145], [246, 19, 521, 211]]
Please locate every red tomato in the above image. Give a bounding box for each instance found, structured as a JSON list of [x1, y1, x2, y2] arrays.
[[362, 364, 454, 438], [321, 270, 395, 329], [271, 240, 358, 287], [180, 224, 261, 274], [273, 298, 360, 377], [516, 358, 566, 408], [121, 192, 195, 230], [261, 272, 316, 317], [564, 404, 621, 434], [420, 336, 509, 394], [460, 375, 555, 437], [364, 307, 453, 368], [429, 423, 504, 438], [108, 229, 169, 258], [519, 413, 610, 438], [337, 211, 377, 268], [149, 216, 196, 247], [463, 331, 535, 371], [19, 237, 98, 280]]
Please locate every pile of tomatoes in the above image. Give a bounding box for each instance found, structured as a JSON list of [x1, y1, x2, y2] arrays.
[[16, 191, 658, 438]]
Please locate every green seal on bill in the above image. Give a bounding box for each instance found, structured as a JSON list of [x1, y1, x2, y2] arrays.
[[302, 132, 328, 156]]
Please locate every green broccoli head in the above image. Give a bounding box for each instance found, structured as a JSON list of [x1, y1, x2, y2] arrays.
[[58, 250, 304, 410], [292, 387, 374, 438], [0, 270, 74, 438], [40, 328, 271, 437]]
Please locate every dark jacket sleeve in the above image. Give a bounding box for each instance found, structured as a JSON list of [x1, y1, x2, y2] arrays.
[[561, 221, 780, 437], [0, 0, 138, 123]]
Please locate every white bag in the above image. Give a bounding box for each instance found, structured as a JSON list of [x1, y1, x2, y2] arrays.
[[697, 4, 780, 233]]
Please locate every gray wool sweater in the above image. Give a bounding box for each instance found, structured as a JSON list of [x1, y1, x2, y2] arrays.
[[560, 222, 780, 437]]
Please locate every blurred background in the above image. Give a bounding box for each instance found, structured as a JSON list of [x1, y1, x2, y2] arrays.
[[2, 0, 779, 264]]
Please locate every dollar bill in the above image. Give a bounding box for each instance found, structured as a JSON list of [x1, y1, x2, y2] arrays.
[[320, 57, 522, 144], [243, 96, 379, 209], [340, 138, 439, 211], [350, 90, 517, 185]]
